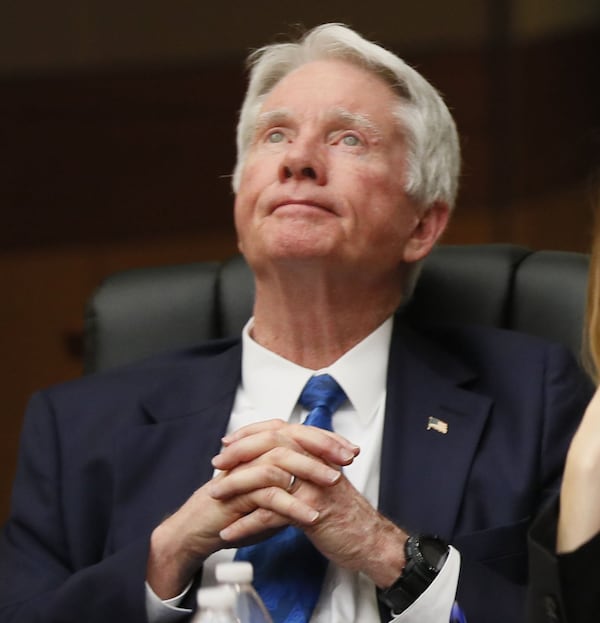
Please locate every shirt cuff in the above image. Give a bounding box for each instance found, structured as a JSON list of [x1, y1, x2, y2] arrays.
[[145, 580, 193, 623], [390, 545, 461, 622]]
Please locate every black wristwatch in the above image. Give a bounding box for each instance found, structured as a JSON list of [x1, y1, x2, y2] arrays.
[[378, 534, 449, 614]]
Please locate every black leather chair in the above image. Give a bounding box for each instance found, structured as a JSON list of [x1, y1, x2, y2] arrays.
[[83, 244, 590, 374]]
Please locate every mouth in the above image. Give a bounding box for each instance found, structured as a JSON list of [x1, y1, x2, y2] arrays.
[[271, 198, 335, 215]]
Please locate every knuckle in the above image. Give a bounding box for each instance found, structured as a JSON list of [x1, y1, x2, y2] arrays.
[[269, 446, 288, 462], [254, 507, 274, 527], [261, 486, 280, 506], [262, 463, 282, 482], [265, 430, 282, 446]]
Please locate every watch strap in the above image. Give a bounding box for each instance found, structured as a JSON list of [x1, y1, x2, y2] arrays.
[[378, 534, 449, 614]]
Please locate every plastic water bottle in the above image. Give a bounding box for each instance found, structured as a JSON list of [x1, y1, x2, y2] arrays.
[[215, 561, 273, 623], [192, 585, 238, 623]]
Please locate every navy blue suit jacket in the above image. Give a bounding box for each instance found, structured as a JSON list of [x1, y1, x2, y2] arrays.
[[0, 316, 592, 622]]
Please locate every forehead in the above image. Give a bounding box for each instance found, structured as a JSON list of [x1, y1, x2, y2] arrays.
[[260, 59, 400, 127]]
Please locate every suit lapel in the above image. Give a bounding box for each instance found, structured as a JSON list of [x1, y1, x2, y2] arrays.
[[107, 342, 243, 548], [379, 320, 492, 540]]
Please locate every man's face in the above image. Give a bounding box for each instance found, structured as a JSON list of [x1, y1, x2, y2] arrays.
[[234, 59, 428, 277]]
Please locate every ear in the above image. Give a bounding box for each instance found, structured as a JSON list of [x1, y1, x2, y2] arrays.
[[402, 201, 450, 264]]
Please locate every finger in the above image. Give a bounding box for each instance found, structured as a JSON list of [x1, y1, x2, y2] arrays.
[[213, 428, 300, 470], [210, 455, 340, 499], [221, 419, 287, 445], [209, 463, 291, 499], [295, 423, 360, 464], [248, 483, 321, 526], [224, 420, 359, 457], [244, 445, 343, 487], [214, 425, 358, 471], [220, 494, 320, 542], [219, 507, 287, 545], [220, 508, 285, 543]]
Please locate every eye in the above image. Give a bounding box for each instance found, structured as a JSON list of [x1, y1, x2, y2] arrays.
[[341, 134, 362, 147], [267, 130, 285, 143]]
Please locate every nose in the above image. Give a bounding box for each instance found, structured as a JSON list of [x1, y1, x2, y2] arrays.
[[279, 138, 326, 184], [283, 165, 317, 180]]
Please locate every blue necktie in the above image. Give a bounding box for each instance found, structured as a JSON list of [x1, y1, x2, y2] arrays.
[[235, 374, 347, 623], [450, 602, 468, 622]]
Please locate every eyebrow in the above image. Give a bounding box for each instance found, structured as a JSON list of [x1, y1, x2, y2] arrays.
[[330, 108, 382, 140], [254, 107, 383, 141], [254, 109, 293, 136]]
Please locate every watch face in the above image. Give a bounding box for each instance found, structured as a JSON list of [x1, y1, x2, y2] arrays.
[[420, 537, 449, 571]]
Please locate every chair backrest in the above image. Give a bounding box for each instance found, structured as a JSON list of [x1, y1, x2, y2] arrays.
[[83, 244, 590, 374]]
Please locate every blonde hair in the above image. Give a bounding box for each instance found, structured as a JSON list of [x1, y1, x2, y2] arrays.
[[584, 186, 600, 384]]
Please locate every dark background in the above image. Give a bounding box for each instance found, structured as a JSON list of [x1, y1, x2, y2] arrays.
[[1, 1, 600, 522]]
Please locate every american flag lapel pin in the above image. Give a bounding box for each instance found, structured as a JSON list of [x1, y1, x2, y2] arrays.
[[427, 416, 449, 434]]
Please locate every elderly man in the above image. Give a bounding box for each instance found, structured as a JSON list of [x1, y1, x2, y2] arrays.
[[0, 24, 591, 623]]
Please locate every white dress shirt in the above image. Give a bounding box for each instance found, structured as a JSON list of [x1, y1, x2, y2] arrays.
[[147, 316, 460, 622]]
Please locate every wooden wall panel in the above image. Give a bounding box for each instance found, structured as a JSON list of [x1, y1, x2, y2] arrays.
[[0, 65, 243, 248]]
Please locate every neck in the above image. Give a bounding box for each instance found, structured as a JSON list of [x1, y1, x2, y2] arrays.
[[250, 264, 404, 369]]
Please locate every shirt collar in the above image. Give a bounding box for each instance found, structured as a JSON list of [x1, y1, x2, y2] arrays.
[[241, 316, 393, 426]]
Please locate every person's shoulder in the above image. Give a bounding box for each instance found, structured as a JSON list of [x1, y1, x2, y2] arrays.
[[39, 335, 242, 405], [417, 320, 570, 357], [19, 337, 242, 467], [403, 318, 585, 382]]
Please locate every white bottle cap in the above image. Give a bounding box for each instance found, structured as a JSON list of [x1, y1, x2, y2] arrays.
[[215, 561, 254, 584], [196, 585, 237, 609]]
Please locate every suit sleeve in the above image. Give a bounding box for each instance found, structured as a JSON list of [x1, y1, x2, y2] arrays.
[[455, 343, 592, 623], [0, 391, 158, 623]]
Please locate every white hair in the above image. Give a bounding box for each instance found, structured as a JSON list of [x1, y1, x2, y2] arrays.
[[232, 23, 461, 211]]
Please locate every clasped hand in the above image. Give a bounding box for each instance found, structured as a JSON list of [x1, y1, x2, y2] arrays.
[[210, 419, 406, 584], [147, 419, 405, 599], [210, 418, 359, 544]]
